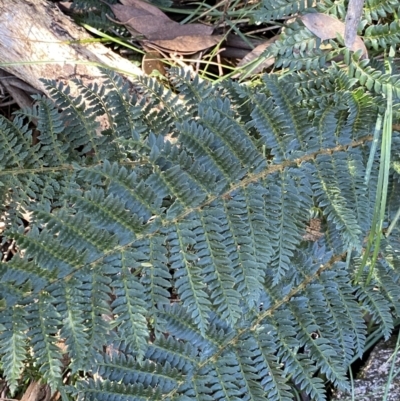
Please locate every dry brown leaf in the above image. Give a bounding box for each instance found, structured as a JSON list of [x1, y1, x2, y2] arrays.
[[120, 0, 169, 20], [142, 51, 166, 75], [145, 35, 223, 54], [301, 13, 368, 58], [145, 22, 214, 41], [109, 0, 212, 40], [108, 0, 217, 53], [109, 4, 163, 24], [237, 36, 278, 73]]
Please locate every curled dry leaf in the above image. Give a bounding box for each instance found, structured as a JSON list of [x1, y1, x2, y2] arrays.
[[108, 0, 218, 54], [301, 12, 368, 58]]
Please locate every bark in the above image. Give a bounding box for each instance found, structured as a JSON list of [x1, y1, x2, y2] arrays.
[[0, 0, 142, 98]]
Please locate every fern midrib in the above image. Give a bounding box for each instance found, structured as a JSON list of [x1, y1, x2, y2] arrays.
[[36, 135, 373, 289], [161, 252, 347, 400]]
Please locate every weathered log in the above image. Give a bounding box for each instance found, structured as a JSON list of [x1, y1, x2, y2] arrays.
[[0, 0, 142, 99]]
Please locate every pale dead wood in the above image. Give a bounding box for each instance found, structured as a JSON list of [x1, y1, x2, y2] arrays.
[[19, 382, 49, 401], [0, 0, 142, 99], [345, 0, 365, 49]]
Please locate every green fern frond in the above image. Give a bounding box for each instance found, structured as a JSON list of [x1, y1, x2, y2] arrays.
[[316, 0, 346, 19], [347, 52, 400, 98], [364, 0, 399, 22], [356, 279, 394, 340], [365, 20, 400, 51], [26, 294, 63, 392], [0, 306, 28, 395], [256, 0, 314, 21], [269, 22, 330, 71], [0, 68, 399, 401]]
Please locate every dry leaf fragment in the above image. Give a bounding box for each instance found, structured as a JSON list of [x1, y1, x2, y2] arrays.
[[145, 35, 223, 54], [144, 22, 214, 41], [119, 0, 170, 20], [108, 0, 218, 53], [109, 0, 213, 40], [237, 36, 278, 74], [142, 51, 166, 76], [301, 12, 368, 58]]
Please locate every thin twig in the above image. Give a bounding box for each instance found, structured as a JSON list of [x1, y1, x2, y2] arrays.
[[345, 0, 364, 48]]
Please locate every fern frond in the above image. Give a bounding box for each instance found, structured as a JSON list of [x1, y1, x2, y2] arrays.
[[256, 0, 314, 21], [364, 0, 399, 22], [0, 306, 28, 395], [316, 0, 346, 19], [41, 80, 104, 161], [0, 257, 54, 306], [311, 153, 363, 249], [347, 52, 400, 98], [79, 269, 113, 365], [110, 253, 149, 359], [269, 22, 329, 71], [356, 280, 394, 340], [74, 379, 163, 401], [365, 20, 400, 51], [318, 268, 366, 360], [26, 294, 63, 392], [0, 68, 399, 400], [48, 278, 90, 372], [169, 68, 215, 115]]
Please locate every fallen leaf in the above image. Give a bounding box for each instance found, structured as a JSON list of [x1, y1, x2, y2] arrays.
[[120, 0, 170, 20], [145, 22, 214, 41], [237, 36, 278, 74], [145, 35, 223, 54], [108, 0, 218, 53], [109, 0, 213, 40], [142, 51, 166, 76], [109, 4, 159, 22], [301, 12, 368, 58]]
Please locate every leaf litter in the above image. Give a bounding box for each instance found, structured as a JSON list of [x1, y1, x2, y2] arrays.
[[107, 0, 222, 54]]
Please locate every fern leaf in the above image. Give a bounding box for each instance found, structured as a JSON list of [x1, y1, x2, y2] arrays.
[[245, 328, 293, 401], [26, 294, 63, 392], [75, 379, 163, 401], [0, 306, 28, 395], [224, 185, 270, 308], [169, 220, 212, 334], [256, 0, 314, 21], [347, 52, 400, 98], [41, 80, 104, 160], [356, 282, 394, 340], [95, 353, 182, 393], [365, 20, 400, 50], [80, 269, 113, 365], [1, 68, 399, 400], [110, 253, 149, 359], [364, 0, 399, 22], [49, 279, 90, 372], [269, 22, 329, 71]]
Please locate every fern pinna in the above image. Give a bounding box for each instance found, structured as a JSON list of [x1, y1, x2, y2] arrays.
[[0, 68, 399, 401]]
